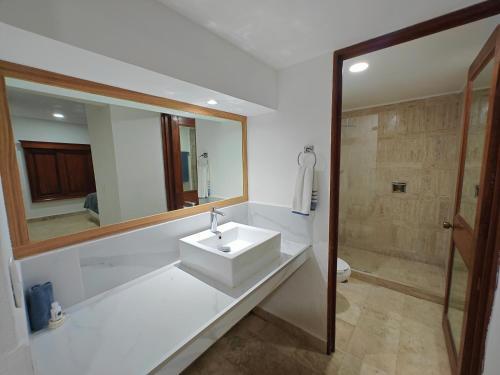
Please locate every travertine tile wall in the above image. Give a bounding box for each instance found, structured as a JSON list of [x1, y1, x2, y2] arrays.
[[339, 93, 463, 267]]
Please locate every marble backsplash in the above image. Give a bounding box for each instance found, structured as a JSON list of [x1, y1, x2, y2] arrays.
[[18, 202, 314, 312], [19, 203, 249, 309]]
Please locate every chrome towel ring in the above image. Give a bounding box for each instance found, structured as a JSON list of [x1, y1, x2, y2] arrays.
[[297, 145, 316, 167]]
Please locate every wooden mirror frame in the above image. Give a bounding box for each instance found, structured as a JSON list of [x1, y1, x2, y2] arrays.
[[326, 0, 500, 366], [0, 60, 248, 259]]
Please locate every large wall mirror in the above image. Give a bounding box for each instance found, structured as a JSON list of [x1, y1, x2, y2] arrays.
[[0, 63, 247, 257]]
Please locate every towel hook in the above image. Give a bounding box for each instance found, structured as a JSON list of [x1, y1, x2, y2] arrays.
[[297, 145, 316, 167]]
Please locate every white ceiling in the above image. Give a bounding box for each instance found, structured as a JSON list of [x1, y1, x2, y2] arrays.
[[343, 15, 500, 110], [7, 2, 495, 116], [6, 80, 241, 126], [7, 87, 88, 125], [159, 0, 483, 69]]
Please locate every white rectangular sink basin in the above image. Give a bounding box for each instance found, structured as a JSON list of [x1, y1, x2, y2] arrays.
[[179, 222, 281, 287]]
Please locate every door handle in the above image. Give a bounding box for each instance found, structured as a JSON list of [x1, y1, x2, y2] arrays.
[[443, 220, 453, 229]]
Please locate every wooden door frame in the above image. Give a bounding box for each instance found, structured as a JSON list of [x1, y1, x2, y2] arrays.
[[442, 25, 500, 375], [0, 60, 248, 259], [161, 113, 177, 211], [161, 114, 199, 210], [173, 116, 199, 207], [327, 0, 500, 363]]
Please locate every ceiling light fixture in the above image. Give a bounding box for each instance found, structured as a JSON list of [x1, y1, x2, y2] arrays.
[[207, 99, 218, 105], [52, 113, 65, 119], [349, 62, 369, 73]]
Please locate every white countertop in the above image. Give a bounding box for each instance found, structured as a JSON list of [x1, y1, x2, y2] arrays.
[[30, 240, 310, 375]]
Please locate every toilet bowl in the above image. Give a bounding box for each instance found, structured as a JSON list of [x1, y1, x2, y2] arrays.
[[337, 258, 351, 283]]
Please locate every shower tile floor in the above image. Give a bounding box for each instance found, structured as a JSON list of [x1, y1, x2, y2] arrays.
[[339, 246, 446, 298], [182, 279, 450, 375]]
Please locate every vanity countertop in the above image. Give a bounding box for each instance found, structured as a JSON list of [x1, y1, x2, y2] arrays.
[[30, 240, 310, 375]]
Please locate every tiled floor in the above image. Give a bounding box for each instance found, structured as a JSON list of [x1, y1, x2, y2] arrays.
[[339, 246, 446, 298], [183, 279, 450, 374], [28, 211, 99, 241]]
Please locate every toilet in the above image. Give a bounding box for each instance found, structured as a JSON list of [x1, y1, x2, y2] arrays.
[[337, 258, 351, 283]]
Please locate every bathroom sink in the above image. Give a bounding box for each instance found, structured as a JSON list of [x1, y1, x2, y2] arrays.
[[179, 222, 281, 287]]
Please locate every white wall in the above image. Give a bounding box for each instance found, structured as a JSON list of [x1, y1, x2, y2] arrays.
[[248, 53, 333, 340], [86, 105, 122, 226], [0, 178, 34, 375], [109, 106, 167, 221], [0, 0, 277, 110], [484, 275, 500, 374], [11, 116, 90, 219], [196, 119, 243, 199], [86, 105, 168, 224]]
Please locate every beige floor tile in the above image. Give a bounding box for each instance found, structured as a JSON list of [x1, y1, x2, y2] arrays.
[[402, 295, 444, 330], [294, 346, 343, 374], [338, 352, 391, 375], [357, 306, 402, 336], [336, 296, 364, 326], [339, 246, 445, 297], [183, 279, 449, 375], [338, 278, 372, 301], [347, 326, 399, 374], [347, 307, 401, 373], [400, 319, 447, 355], [340, 246, 385, 274], [335, 319, 356, 352], [337, 279, 372, 326], [251, 320, 303, 351], [364, 286, 405, 319], [28, 211, 99, 241], [182, 354, 249, 375], [230, 312, 268, 338], [219, 334, 310, 374], [396, 351, 451, 375]]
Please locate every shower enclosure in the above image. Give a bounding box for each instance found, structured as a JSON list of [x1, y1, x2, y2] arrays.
[[338, 93, 464, 300]]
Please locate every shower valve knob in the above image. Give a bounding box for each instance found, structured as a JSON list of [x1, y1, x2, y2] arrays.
[[442, 221, 453, 229]]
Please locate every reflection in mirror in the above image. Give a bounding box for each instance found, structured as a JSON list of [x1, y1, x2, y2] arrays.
[[5, 78, 244, 242], [459, 59, 493, 228], [162, 114, 243, 210], [448, 247, 468, 352], [180, 124, 197, 193]]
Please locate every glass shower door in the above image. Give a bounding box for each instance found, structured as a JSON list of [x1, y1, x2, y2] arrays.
[[443, 26, 500, 375]]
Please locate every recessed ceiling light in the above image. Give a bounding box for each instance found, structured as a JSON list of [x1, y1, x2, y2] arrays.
[[207, 99, 218, 105], [52, 113, 65, 119], [349, 62, 369, 73]]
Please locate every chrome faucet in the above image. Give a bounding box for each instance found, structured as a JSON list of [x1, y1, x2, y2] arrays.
[[210, 208, 224, 238]]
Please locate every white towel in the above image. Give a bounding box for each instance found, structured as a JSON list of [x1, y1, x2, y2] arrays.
[[292, 164, 314, 216], [311, 170, 318, 211], [198, 157, 210, 198]]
